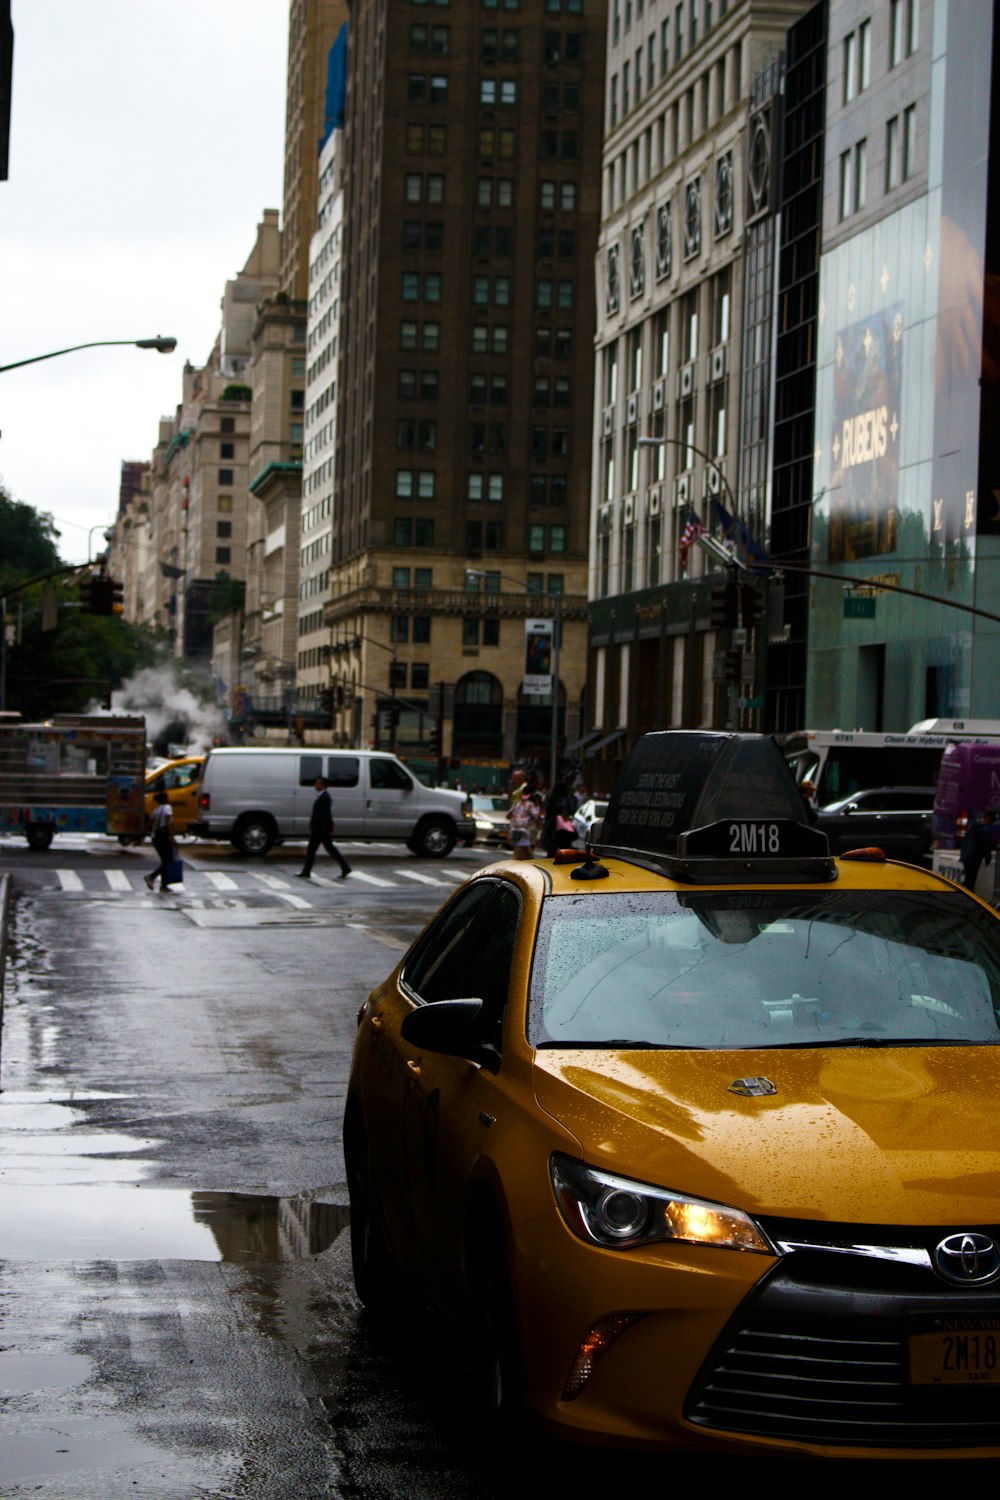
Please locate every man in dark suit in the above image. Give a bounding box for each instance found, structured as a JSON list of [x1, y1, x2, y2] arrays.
[[297, 776, 351, 879]]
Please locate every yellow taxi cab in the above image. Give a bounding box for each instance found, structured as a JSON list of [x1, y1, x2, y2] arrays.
[[143, 755, 204, 836], [344, 730, 1000, 1458]]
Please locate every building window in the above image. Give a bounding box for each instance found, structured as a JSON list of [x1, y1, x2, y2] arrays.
[[399, 370, 417, 398], [405, 173, 423, 202], [427, 174, 445, 202], [413, 616, 431, 643], [415, 519, 436, 547], [859, 19, 871, 89], [216, 521, 232, 538], [903, 104, 917, 179], [886, 114, 900, 190], [220, 442, 234, 459], [402, 272, 420, 301], [392, 567, 411, 589], [855, 138, 867, 210], [839, 149, 853, 220], [216, 547, 231, 564], [218, 468, 234, 485], [418, 470, 436, 499], [890, 0, 918, 66], [396, 469, 415, 498], [415, 568, 433, 591], [529, 524, 546, 553], [843, 30, 857, 104], [391, 615, 410, 644], [423, 321, 441, 351], [550, 524, 566, 553], [394, 519, 414, 546], [412, 663, 430, 689], [463, 618, 480, 648], [218, 496, 233, 513]]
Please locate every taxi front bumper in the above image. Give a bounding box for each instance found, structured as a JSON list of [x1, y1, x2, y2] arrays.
[[509, 1210, 1000, 1458]]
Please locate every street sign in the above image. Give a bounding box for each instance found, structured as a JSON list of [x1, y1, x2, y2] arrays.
[[844, 594, 877, 619]]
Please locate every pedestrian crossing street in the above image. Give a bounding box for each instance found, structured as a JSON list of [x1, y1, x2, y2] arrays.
[[48, 862, 471, 908]]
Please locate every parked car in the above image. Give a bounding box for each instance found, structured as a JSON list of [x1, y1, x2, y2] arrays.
[[571, 797, 608, 843], [816, 785, 934, 864], [346, 729, 1000, 1456], [191, 746, 474, 857]]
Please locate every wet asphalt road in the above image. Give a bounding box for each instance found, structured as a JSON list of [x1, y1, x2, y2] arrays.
[[0, 835, 523, 1498]]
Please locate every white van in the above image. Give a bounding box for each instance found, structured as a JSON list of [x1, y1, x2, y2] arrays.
[[191, 748, 474, 857]]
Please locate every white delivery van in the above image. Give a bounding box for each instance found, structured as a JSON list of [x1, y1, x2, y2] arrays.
[[191, 747, 474, 857]]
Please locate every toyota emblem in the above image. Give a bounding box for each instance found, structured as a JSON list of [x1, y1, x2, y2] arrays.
[[932, 1233, 1000, 1285]]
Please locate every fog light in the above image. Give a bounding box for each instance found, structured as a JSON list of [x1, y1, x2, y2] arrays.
[[562, 1312, 647, 1400]]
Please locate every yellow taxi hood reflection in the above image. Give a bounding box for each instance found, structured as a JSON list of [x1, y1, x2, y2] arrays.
[[532, 1045, 1000, 1225]]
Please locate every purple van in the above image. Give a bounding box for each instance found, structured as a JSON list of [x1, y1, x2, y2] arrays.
[[932, 742, 1000, 849]]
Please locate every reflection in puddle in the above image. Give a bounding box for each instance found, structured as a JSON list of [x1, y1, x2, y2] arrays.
[[0, 1185, 348, 1262]]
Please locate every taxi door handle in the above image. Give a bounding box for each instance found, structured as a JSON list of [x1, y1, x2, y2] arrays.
[[406, 1059, 421, 1076]]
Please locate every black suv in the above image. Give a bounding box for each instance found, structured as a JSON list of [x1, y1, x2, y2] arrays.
[[816, 786, 935, 865]]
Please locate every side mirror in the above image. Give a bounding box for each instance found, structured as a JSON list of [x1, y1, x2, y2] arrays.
[[401, 997, 495, 1068]]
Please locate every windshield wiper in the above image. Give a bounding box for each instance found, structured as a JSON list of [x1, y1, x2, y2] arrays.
[[760, 1036, 976, 1049]]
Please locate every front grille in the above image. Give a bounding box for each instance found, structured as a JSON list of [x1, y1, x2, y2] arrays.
[[685, 1250, 1000, 1447]]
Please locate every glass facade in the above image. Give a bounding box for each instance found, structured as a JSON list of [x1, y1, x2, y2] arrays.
[[808, 1, 997, 729]]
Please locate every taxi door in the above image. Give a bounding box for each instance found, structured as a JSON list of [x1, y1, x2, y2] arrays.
[[397, 878, 522, 1310], [145, 758, 203, 835]]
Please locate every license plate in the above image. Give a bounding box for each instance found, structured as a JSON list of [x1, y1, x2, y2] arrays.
[[909, 1315, 1000, 1385]]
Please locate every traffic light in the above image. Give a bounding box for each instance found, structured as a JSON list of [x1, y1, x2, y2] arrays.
[[318, 686, 333, 716], [710, 578, 738, 630], [741, 583, 763, 630], [80, 575, 120, 615], [428, 723, 441, 755], [724, 648, 743, 684]]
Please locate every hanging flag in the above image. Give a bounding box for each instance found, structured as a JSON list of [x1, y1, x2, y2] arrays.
[[678, 507, 706, 573], [711, 498, 770, 570]]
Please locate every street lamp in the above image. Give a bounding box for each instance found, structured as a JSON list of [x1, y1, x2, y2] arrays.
[[465, 569, 563, 789], [0, 336, 177, 374]]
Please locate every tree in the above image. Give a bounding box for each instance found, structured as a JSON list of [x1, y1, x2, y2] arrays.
[[0, 487, 61, 587], [0, 488, 162, 718]]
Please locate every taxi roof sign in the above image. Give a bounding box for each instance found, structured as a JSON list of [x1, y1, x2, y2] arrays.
[[595, 730, 835, 884]]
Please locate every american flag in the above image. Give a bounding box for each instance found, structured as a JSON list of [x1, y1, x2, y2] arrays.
[[678, 507, 705, 573]]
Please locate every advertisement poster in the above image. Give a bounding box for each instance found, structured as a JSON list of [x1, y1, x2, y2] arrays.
[[523, 618, 553, 697], [827, 303, 903, 562]]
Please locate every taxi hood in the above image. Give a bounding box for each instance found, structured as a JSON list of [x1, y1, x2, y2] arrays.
[[532, 1046, 1000, 1225]]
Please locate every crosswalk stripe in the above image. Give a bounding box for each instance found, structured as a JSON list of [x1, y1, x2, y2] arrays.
[[203, 872, 239, 890], [394, 869, 449, 887], [434, 868, 469, 883], [251, 873, 293, 890], [105, 870, 132, 891], [56, 870, 84, 891], [342, 869, 397, 888], [273, 891, 312, 909]]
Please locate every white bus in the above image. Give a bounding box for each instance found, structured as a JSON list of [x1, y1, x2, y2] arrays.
[[784, 721, 1000, 806]]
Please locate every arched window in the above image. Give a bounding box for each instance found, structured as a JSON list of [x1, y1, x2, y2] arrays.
[[453, 671, 504, 756]]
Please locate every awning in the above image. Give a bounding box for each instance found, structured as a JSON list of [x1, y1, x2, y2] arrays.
[[585, 728, 626, 755], [563, 727, 605, 755]]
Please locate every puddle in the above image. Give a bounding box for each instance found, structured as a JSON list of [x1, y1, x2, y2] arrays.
[[0, 1185, 348, 1262], [0, 1091, 158, 1187], [0, 1094, 349, 1261]]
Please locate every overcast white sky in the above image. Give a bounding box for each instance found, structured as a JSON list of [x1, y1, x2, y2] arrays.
[[1, 1, 288, 563]]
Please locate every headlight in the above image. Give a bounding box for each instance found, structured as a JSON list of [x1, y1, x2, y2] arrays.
[[550, 1153, 775, 1255]]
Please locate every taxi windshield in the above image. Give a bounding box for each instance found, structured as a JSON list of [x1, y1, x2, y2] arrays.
[[528, 890, 1000, 1050]]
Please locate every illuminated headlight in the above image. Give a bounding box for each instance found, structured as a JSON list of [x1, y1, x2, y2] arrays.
[[550, 1153, 775, 1255]]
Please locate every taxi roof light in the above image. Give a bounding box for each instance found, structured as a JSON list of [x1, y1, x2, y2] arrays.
[[839, 846, 887, 862], [593, 731, 836, 886]]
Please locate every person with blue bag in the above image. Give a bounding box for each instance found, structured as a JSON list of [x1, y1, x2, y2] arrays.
[[145, 790, 181, 891]]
